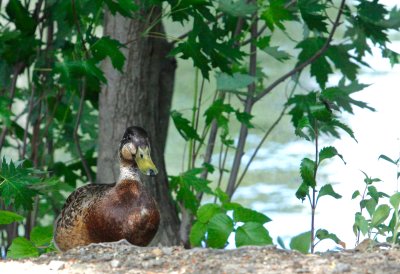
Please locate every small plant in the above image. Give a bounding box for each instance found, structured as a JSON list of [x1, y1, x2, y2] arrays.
[[352, 172, 390, 244], [352, 154, 400, 246], [189, 189, 272, 248], [286, 80, 375, 253], [0, 210, 55, 259]]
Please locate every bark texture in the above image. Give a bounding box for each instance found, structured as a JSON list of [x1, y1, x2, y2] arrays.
[[97, 7, 180, 245]]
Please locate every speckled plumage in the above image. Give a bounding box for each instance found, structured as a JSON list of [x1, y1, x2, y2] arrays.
[[53, 127, 160, 251]]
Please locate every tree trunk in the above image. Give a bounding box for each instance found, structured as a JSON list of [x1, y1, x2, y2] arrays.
[[97, 7, 180, 245]]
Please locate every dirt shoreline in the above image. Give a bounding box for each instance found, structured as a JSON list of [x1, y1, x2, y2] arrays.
[[1, 242, 400, 273]]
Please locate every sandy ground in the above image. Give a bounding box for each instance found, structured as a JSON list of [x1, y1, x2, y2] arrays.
[[1, 241, 400, 273]]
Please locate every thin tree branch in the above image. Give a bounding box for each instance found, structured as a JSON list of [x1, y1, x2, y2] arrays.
[[254, 0, 346, 102], [71, 0, 93, 183], [234, 73, 301, 192], [74, 79, 94, 183], [0, 62, 24, 155], [226, 10, 258, 198]]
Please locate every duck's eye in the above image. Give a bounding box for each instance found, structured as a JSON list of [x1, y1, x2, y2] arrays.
[[140, 154, 144, 159]]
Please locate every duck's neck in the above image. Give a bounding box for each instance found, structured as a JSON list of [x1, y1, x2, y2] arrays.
[[118, 162, 141, 182]]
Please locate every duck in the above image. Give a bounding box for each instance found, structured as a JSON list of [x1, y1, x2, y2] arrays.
[[53, 126, 160, 251]]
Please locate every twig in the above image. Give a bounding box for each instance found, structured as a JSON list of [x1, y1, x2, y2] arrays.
[[73, 79, 94, 183], [226, 10, 258, 198], [310, 121, 319, 254], [254, 0, 346, 102], [22, 80, 35, 159], [234, 73, 301, 191], [0, 62, 24, 155], [71, 0, 93, 183]]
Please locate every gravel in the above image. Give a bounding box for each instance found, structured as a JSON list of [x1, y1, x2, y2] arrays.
[[1, 241, 400, 273]]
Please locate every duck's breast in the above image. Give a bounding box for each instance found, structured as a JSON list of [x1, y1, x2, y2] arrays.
[[86, 180, 160, 245]]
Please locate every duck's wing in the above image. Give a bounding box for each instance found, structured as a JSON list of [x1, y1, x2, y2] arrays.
[[56, 183, 115, 229], [53, 183, 115, 250]]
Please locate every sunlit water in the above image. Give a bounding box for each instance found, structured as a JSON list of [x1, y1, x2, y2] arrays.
[[230, 43, 400, 251]]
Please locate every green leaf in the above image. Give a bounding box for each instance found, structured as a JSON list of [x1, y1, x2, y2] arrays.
[[318, 146, 345, 164], [352, 190, 361, 199], [0, 158, 40, 210], [176, 183, 199, 213], [7, 237, 39, 259], [197, 203, 222, 223], [320, 80, 372, 114], [330, 119, 357, 142], [204, 99, 234, 126], [379, 154, 399, 165], [233, 207, 271, 224], [294, 117, 312, 141], [362, 198, 377, 217], [390, 192, 400, 211], [289, 231, 311, 254], [315, 229, 343, 246], [326, 45, 359, 81], [368, 186, 380, 202], [207, 213, 234, 248], [189, 221, 207, 247], [277, 236, 286, 249], [30, 226, 53, 247], [182, 168, 213, 194], [216, 72, 256, 91], [354, 212, 369, 236], [215, 187, 229, 204], [262, 46, 291, 62], [6, 0, 37, 34], [235, 111, 254, 128], [170, 39, 211, 79], [261, 0, 294, 30], [103, 0, 139, 17], [91, 36, 125, 71], [371, 204, 390, 227], [298, 0, 328, 32], [218, 0, 257, 17], [317, 184, 342, 201], [235, 222, 273, 247], [0, 97, 12, 127], [54, 60, 106, 85], [295, 181, 309, 201], [382, 48, 400, 66], [300, 158, 316, 188], [0, 210, 24, 225], [171, 110, 201, 141], [296, 37, 332, 88]]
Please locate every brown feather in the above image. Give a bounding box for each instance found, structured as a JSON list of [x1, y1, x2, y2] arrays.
[[54, 180, 160, 251]]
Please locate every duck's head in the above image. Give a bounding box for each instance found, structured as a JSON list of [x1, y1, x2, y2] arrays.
[[119, 126, 158, 177]]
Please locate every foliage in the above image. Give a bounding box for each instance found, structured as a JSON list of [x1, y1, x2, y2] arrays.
[[165, 0, 399, 249], [0, 0, 127, 256], [0, 0, 399, 257], [7, 226, 55, 259], [352, 168, 400, 245], [189, 189, 272, 248]]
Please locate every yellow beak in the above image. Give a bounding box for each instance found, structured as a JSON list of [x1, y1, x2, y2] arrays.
[[135, 147, 158, 176]]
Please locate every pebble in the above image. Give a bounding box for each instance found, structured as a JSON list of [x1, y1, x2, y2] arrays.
[[48, 260, 65, 270], [110, 259, 120, 268], [334, 263, 351, 273], [152, 248, 163, 257], [162, 247, 173, 256]]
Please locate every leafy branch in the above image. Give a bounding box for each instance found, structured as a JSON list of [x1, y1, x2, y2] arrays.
[[254, 0, 346, 102]]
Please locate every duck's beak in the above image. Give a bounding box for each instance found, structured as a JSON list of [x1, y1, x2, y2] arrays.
[[135, 146, 158, 176]]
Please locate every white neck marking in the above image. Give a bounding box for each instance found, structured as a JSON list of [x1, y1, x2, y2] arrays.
[[119, 165, 141, 182]]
